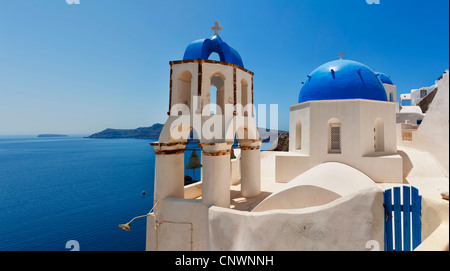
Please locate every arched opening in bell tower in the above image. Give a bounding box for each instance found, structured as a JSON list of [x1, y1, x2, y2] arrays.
[[208, 52, 221, 62], [328, 118, 342, 154], [177, 70, 193, 110], [210, 73, 225, 115], [184, 129, 202, 186], [241, 78, 249, 116]]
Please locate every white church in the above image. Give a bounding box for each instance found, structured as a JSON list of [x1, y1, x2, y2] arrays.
[[120, 23, 449, 251]]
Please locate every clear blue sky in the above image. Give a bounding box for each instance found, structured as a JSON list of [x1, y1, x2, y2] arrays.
[[0, 0, 448, 135]]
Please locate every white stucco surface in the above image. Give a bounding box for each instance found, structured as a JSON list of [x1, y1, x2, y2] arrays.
[[400, 106, 423, 114], [253, 162, 378, 212], [209, 187, 384, 251], [413, 72, 449, 176]]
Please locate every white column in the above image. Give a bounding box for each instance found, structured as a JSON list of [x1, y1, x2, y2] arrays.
[[201, 142, 232, 208], [239, 140, 261, 198], [147, 142, 187, 252], [151, 143, 186, 205]]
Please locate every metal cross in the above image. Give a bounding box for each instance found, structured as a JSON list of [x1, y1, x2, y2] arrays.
[[337, 51, 345, 60], [211, 21, 223, 36]]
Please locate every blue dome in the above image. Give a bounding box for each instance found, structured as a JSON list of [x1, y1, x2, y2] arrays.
[[298, 59, 388, 103], [375, 72, 393, 85], [183, 35, 244, 68]]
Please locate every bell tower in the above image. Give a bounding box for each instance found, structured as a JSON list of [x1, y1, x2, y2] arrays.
[[147, 23, 262, 251]]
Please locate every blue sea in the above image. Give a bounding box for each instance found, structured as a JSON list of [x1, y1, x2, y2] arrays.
[[0, 136, 273, 251]]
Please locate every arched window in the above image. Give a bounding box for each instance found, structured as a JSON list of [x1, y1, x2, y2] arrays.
[[241, 79, 248, 106], [177, 70, 192, 109], [210, 73, 225, 115], [328, 118, 341, 154], [295, 120, 302, 150], [241, 79, 249, 116], [374, 118, 384, 152]]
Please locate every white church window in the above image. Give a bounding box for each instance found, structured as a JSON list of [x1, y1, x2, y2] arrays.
[[296, 120, 302, 150], [328, 119, 341, 154], [374, 118, 385, 152]]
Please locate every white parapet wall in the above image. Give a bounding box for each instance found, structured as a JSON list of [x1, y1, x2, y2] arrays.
[[253, 162, 379, 212], [275, 152, 403, 183], [208, 187, 384, 251], [416, 196, 449, 251]]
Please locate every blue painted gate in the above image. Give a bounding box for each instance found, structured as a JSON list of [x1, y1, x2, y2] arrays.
[[384, 186, 422, 251]]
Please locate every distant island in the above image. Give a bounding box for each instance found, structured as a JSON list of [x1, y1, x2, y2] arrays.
[[86, 123, 286, 142], [86, 124, 164, 139], [38, 134, 68, 138]]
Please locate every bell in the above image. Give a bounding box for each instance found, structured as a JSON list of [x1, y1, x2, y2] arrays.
[[186, 150, 202, 181], [230, 148, 237, 159], [186, 150, 202, 170]]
